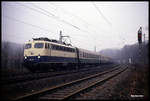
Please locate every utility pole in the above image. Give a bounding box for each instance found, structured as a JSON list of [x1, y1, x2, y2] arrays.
[[137, 27, 142, 64], [138, 27, 142, 45], [143, 33, 145, 45], [94, 46, 96, 52], [59, 30, 62, 43]]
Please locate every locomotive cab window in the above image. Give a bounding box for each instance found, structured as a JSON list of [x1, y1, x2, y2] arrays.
[[34, 43, 44, 48], [25, 44, 32, 49]]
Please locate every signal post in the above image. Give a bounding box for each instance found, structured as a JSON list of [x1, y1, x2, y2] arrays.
[[137, 27, 142, 64]]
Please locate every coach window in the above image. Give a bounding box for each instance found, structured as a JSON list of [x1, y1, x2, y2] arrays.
[[34, 43, 44, 48], [80, 53, 82, 57]]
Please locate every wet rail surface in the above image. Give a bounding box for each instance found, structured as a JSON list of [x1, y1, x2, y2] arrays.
[[10, 64, 127, 100]]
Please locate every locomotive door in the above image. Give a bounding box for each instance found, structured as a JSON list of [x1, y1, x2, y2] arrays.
[[75, 47, 80, 68], [48, 43, 51, 56]]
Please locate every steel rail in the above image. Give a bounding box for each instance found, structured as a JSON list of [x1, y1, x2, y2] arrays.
[[12, 64, 123, 100]]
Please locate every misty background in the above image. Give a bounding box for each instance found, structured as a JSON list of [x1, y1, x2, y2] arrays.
[[1, 1, 149, 74]]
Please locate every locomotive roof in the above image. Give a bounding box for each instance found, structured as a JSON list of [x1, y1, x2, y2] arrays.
[[78, 48, 100, 55], [33, 37, 58, 43], [32, 37, 72, 47], [25, 38, 75, 48]]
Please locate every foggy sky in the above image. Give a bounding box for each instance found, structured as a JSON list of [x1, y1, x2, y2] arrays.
[[2, 1, 149, 51]]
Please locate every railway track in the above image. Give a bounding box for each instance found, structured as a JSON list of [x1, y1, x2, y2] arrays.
[[13, 64, 128, 100], [2, 64, 118, 86]]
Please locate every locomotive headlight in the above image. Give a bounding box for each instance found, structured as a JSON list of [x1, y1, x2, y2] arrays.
[[38, 55, 40, 59], [25, 56, 27, 59]]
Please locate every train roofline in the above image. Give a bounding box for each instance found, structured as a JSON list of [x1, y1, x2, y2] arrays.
[[24, 40, 76, 49]]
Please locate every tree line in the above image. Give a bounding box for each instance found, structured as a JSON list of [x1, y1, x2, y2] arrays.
[[100, 41, 149, 64], [1, 41, 29, 74]]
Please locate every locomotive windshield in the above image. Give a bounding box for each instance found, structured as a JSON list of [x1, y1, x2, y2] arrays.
[[34, 43, 44, 48], [25, 44, 32, 49]]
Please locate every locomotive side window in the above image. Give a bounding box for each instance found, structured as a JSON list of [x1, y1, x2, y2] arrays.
[[52, 45, 55, 50], [60, 46, 64, 51], [25, 44, 31, 49], [51, 44, 75, 53], [52, 44, 57, 50], [34, 43, 44, 48]]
